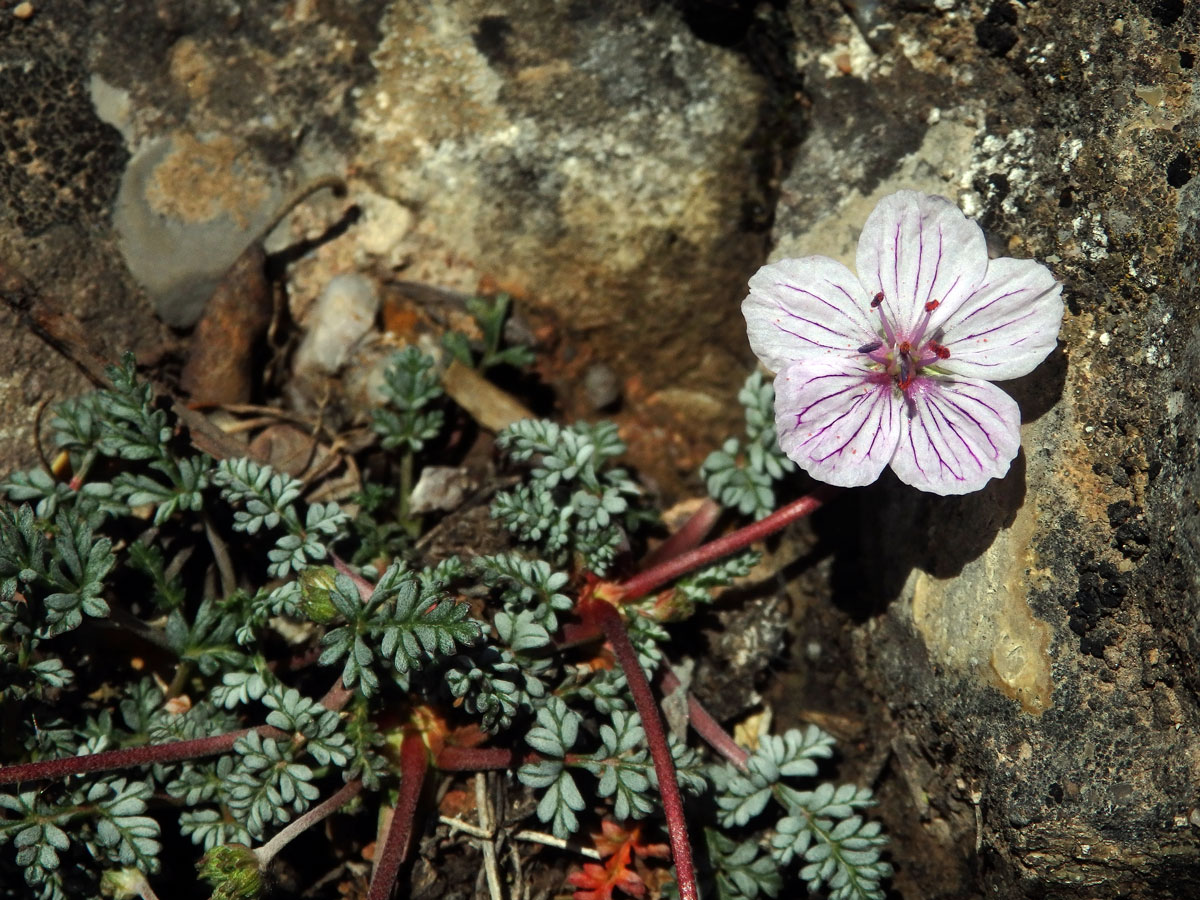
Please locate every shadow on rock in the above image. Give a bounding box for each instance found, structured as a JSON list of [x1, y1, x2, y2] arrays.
[[829, 450, 1028, 621], [822, 345, 1066, 618], [1009, 342, 1069, 424]]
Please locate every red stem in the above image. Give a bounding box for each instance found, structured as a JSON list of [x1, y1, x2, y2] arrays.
[[583, 599, 698, 900], [0, 726, 288, 786], [616, 486, 838, 603], [434, 746, 518, 771], [368, 733, 429, 900], [658, 669, 749, 771], [0, 675, 349, 787], [319, 677, 354, 713], [637, 498, 723, 573]]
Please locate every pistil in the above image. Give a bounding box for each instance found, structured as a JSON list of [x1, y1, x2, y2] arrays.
[[860, 291, 951, 389]]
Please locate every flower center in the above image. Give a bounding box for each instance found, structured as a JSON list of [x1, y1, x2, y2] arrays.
[[858, 292, 951, 390]]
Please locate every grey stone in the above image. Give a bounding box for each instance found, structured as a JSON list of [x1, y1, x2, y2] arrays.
[[582, 362, 621, 411], [354, 0, 777, 460], [771, 1, 1200, 896], [113, 134, 283, 328]]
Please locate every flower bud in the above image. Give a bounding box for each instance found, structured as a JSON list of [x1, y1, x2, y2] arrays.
[[197, 843, 263, 900], [299, 566, 340, 623]]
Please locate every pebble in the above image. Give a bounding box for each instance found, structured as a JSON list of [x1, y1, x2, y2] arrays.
[[582, 362, 621, 410], [13, 3, 33, 19], [293, 274, 380, 375], [409, 466, 476, 515]]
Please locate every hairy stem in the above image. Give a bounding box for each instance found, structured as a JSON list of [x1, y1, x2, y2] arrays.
[[319, 676, 354, 713], [0, 673, 350, 786], [397, 451, 420, 538], [637, 498, 723, 573], [616, 486, 838, 603], [434, 746, 517, 771], [203, 513, 238, 598], [582, 598, 698, 900], [368, 733, 428, 900], [0, 726, 288, 785], [658, 669, 749, 770], [254, 779, 363, 867]]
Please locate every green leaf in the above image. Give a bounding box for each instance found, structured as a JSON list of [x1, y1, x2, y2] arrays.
[[371, 347, 445, 453], [707, 830, 783, 900], [523, 697, 580, 758], [518, 760, 585, 838]]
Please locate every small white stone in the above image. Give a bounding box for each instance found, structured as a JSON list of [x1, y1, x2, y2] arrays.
[[355, 191, 414, 259], [294, 274, 380, 375], [409, 466, 476, 514], [1099, 332, 1111, 346]]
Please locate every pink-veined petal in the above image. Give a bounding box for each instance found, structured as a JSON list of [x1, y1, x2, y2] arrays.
[[855, 191, 989, 336], [890, 376, 1021, 495], [743, 256, 879, 373], [774, 359, 902, 488], [934, 256, 1064, 381]]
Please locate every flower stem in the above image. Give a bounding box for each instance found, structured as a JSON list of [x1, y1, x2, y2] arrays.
[[367, 732, 428, 900], [434, 746, 517, 771], [582, 598, 698, 900], [0, 726, 289, 785], [397, 451, 420, 538], [319, 676, 354, 713], [658, 669, 748, 770], [254, 779, 363, 867], [637, 498, 723, 573], [616, 486, 838, 603]]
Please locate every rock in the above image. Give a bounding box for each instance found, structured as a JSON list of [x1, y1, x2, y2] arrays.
[[582, 362, 621, 411], [409, 465, 476, 515], [293, 273, 380, 376], [355, 0, 781, 462], [766, 1, 1200, 896], [0, 2, 165, 475], [113, 133, 284, 328]]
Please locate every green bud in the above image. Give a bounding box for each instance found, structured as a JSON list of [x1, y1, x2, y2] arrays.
[[299, 566, 340, 623], [197, 843, 263, 900], [100, 868, 153, 900]]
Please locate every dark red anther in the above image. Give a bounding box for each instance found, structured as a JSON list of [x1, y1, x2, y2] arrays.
[[930, 341, 951, 359], [871, 291, 884, 308], [924, 299, 940, 312], [898, 340, 911, 354]]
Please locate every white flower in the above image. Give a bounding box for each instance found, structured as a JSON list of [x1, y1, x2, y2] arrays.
[[742, 190, 1063, 495]]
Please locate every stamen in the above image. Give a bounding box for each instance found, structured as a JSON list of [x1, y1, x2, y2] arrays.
[[858, 341, 882, 354], [929, 341, 950, 359], [911, 296, 940, 345], [898, 340, 911, 355], [871, 291, 896, 346]]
